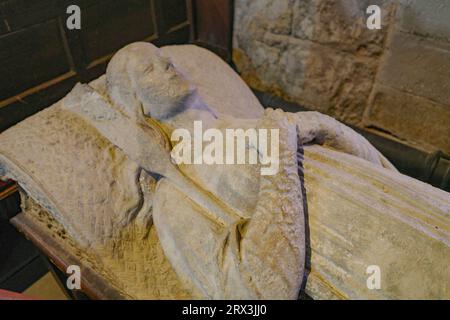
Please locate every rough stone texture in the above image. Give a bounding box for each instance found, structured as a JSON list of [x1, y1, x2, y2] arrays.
[[234, 0, 450, 154], [377, 32, 450, 107], [0, 43, 449, 299], [364, 0, 450, 154], [291, 0, 394, 56], [368, 85, 450, 152], [281, 40, 378, 124], [233, 0, 395, 126], [0, 44, 307, 299], [19, 191, 193, 299], [396, 0, 450, 42]]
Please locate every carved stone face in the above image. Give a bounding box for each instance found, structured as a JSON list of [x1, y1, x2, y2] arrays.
[[106, 42, 195, 121]]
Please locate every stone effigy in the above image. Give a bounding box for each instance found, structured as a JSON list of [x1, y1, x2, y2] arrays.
[[0, 43, 448, 299]]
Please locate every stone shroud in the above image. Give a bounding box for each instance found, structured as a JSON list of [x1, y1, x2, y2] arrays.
[[0, 44, 448, 299]]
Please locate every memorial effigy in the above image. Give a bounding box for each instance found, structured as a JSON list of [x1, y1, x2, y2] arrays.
[[0, 43, 448, 299]]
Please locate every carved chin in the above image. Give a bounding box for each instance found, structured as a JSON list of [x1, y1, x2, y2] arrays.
[[142, 93, 191, 120], [140, 85, 195, 120]]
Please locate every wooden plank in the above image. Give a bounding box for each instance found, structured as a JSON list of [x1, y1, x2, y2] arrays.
[[0, 288, 36, 300], [0, 0, 62, 35], [0, 0, 105, 36], [0, 19, 71, 101], [0, 184, 17, 201], [160, 0, 188, 33], [191, 0, 233, 62], [0, 72, 78, 132], [0, 0, 191, 132], [81, 0, 155, 63]]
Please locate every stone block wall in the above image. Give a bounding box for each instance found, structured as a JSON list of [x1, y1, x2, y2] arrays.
[[233, 0, 450, 154]]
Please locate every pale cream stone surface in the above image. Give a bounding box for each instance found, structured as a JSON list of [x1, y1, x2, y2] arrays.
[[61, 43, 306, 299], [233, 0, 450, 154], [302, 145, 450, 299], [0, 43, 448, 299]]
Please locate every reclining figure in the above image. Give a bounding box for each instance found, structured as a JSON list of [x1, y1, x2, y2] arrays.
[[0, 43, 448, 299]]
